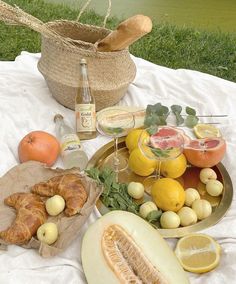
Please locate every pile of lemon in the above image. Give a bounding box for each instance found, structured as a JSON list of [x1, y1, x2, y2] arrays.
[[125, 129, 223, 229], [126, 128, 187, 211]]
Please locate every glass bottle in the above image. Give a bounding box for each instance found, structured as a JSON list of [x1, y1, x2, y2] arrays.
[[54, 114, 88, 170], [75, 58, 97, 140]]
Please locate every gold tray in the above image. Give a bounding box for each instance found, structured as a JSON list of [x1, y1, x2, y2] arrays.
[[87, 137, 233, 238]]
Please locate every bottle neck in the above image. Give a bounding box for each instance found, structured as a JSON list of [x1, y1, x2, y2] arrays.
[[79, 63, 91, 102], [55, 117, 73, 138]]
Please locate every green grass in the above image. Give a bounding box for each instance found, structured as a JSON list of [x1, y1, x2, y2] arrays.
[[1, 0, 236, 82]]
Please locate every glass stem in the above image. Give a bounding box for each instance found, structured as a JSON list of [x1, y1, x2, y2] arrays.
[[155, 160, 162, 179], [114, 137, 119, 182]]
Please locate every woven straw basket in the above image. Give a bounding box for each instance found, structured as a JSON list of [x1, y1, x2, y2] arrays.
[[37, 20, 136, 111]]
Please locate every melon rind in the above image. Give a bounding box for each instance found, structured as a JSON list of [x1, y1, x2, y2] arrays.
[[81, 211, 189, 284]]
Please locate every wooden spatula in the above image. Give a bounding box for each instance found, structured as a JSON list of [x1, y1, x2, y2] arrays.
[[97, 14, 152, 52]]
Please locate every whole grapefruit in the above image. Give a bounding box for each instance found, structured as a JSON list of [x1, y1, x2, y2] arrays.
[[18, 131, 60, 166]]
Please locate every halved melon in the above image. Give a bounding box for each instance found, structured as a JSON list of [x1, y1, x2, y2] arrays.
[[81, 211, 189, 284]]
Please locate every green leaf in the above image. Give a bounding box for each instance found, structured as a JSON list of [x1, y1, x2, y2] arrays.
[[103, 127, 123, 135], [112, 182, 120, 190], [147, 125, 158, 135], [146, 210, 162, 223], [146, 104, 156, 115], [85, 167, 100, 182], [185, 115, 199, 128], [86, 167, 139, 214], [186, 106, 196, 116], [171, 105, 182, 114], [153, 103, 163, 115], [151, 148, 172, 158], [175, 112, 184, 126], [171, 105, 184, 125], [160, 105, 169, 115]]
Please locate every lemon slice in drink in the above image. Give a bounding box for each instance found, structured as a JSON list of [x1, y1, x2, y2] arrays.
[[175, 233, 221, 273], [193, 124, 221, 139]]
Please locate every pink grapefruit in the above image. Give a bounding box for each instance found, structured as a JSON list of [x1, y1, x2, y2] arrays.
[[184, 138, 226, 168]]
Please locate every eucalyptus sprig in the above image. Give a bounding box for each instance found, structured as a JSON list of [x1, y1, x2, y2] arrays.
[[144, 102, 199, 128], [144, 103, 169, 127], [171, 105, 184, 126], [185, 106, 199, 128]]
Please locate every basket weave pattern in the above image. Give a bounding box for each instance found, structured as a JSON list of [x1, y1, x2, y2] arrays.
[[38, 20, 136, 111]]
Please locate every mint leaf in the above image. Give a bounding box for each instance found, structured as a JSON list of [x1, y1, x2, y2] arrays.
[[151, 148, 172, 158], [186, 106, 196, 116], [103, 127, 123, 135], [146, 210, 162, 223], [86, 167, 139, 213]]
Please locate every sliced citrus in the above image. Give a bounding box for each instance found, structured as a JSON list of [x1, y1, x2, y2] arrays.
[[175, 233, 221, 274], [193, 124, 221, 139]]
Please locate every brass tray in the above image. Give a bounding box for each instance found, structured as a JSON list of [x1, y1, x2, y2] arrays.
[[87, 137, 233, 238]]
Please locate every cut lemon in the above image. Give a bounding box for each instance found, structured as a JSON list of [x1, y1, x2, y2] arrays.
[[175, 233, 221, 274], [193, 124, 221, 139]]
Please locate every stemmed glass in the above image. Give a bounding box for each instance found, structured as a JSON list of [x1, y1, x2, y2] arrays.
[[96, 108, 135, 180], [138, 126, 184, 193]]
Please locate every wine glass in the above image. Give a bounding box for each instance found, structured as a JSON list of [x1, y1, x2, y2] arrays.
[[96, 108, 135, 179], [138, 126, 184, 193]]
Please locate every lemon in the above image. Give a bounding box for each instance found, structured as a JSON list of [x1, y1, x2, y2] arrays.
[[175, 233, 221, 273], [151, 178, 185, 212], [193, 124, 221, 139], [128, 147, 156, 176], [160, 154, 187, 178], [125, 129, 149, 153]]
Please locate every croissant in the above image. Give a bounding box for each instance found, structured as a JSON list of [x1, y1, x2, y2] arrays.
[[0, 193, 47, 245], [31, 174, 88, 216]]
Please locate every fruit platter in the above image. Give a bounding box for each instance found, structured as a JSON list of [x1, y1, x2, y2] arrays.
[[87, 104, 233, 238]]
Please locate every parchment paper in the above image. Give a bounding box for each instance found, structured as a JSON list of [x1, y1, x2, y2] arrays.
[[0, 161, 103, 257]]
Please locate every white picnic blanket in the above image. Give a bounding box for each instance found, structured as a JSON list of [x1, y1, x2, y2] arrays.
[[0, 52, 236, 283]]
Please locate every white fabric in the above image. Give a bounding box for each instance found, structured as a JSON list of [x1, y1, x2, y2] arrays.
[[0, 52, 236, 283]]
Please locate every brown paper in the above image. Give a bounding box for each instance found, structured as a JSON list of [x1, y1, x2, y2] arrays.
[[0, 161, 103, 257]]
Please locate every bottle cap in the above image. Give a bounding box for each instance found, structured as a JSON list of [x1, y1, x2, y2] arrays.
[[54, 114, 64, 123], [80, 58, 87, 65]]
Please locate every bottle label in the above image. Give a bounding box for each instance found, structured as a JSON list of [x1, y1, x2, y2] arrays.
[[61, 134, 82, 155], [75, 104, 96, 132]]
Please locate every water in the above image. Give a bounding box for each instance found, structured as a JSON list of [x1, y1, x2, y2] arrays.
[[46, 0, 236, 32]]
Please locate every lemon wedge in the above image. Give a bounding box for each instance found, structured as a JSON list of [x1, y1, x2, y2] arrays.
[[193, 124, 221, 139], [175, 233, 221, 273]]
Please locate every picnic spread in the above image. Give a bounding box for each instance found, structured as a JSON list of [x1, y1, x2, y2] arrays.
[[0, 1, 236, 283], [0, 50, 235, 283]]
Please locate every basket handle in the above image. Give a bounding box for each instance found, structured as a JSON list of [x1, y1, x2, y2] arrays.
[[76, 0, 111, 28]]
